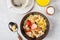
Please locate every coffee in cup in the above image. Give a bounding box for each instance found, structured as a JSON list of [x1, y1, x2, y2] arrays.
[[11, 0, 29, 8]]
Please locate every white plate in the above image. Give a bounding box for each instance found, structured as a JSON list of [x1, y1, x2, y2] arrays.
[[7, 0, 34, 14]]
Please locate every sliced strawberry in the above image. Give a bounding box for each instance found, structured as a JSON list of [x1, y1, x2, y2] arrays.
[[31, 24, 37, 30], [26, 20, 31, 26]]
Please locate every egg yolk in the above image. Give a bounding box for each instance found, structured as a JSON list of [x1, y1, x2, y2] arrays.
[[36, 0, 50, 7]]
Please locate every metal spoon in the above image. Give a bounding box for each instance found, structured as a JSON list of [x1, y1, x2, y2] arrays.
[[8, 22, 22, 40]]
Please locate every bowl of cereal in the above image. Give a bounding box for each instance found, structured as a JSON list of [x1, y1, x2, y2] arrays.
[[20, 12, 49, 40]]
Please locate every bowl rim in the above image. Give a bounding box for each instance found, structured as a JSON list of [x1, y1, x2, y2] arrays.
[[20, 12, 49, 40]]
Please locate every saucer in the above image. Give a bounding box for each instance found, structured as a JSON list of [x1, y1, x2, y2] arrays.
[[7, 0, 34, 14]]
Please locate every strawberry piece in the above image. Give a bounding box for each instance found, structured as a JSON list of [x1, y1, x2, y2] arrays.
[[26, 20, 31, 26], [31, 24, 37, 30]]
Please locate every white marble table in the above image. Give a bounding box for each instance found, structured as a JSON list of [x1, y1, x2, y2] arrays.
[[0, 0, 60, 40]]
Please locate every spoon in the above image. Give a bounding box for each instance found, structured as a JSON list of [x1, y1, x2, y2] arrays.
[[8, 22, 22, 40]]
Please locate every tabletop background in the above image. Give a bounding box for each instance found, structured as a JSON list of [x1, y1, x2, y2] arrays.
[[0, 0, 60, 40]]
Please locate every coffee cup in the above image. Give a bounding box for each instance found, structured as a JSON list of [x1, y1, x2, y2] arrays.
[[11, 0, 29, 8]]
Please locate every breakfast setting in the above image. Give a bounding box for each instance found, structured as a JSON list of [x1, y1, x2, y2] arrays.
[[0, 0, 60, 40]]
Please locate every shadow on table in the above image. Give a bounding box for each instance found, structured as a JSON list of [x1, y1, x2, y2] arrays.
[[50, 0, 57, 4], [46, 17, 57, 38], [49, 0, 60, 15]]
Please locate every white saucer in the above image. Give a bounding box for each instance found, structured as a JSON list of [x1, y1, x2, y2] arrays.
[[7, 0, 34, 14]]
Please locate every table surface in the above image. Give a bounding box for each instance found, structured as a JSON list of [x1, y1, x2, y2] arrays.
[[0, 0, 60, 40]]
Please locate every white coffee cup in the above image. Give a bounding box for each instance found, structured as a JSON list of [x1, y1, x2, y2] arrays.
[[11, 0, 29, 8]]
